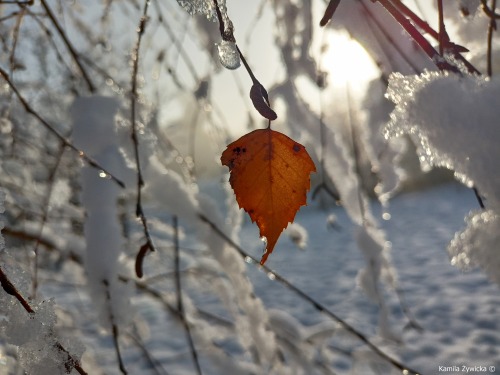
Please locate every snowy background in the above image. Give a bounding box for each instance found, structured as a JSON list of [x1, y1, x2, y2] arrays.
[[1, 0, 500, 374]]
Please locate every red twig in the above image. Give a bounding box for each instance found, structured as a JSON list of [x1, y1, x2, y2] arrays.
[[373, 0, 458, 73]]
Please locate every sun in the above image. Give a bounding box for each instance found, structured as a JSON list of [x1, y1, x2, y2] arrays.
[[320, 31, 379, 93]]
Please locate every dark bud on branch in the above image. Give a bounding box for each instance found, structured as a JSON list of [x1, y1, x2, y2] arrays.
[[135, 241, 152, 278], [250, 83, 277, 121]]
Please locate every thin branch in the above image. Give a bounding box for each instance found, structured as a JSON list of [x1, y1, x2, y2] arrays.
[[359, 0, 422, 75], [173, 216, 203, 375], [32, 143, 66, 299], [437, 0, 445, 56], [8, 7, 26, 73], [390, 0, 481, 75], [197, 214, 421, 375], [0, 266, 88, 375], [0, 67, 125, 188], [320, 0, 342, 27], [0, 0, 33, 4], [128, 328, 171, 375], [39, 0, 96, 93], [487, 0, 498, 77], [103, 280, 128, 375], [130, 0, 159, 278], [373, 0, 458, 73], [345, 84, 366, 223], [212, 0, 277, 121], [481, 0, 500, 19]]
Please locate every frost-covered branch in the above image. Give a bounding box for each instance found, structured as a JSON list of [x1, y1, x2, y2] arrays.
[[198, 214, 421, 375], [39, 0, 95, 93], [173, 215, 203, 375], [0, 67, 126, 188], [131, 0, 158, 277]]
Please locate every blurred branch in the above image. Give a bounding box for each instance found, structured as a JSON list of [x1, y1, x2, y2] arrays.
[[173, 216, 203, 375], [103, 279, 128, 375], [0, 0, 33, 4], [0, 67, 126, 188], [8, 7, 25, 73], [319, 0, 342, 27], [197, 213, 421, 375], [212, 0, 277, 121], [389, 0, 480, 74], [486, 0, 497, 77], [39, 0, 96, 93], [32, 143, 66, 299], [130, 0, 158, 278], [481, 0, 500, 18], [372, 0, 458, 72]]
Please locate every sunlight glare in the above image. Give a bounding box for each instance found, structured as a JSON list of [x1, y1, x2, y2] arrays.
[[321, 31, 379, 93]]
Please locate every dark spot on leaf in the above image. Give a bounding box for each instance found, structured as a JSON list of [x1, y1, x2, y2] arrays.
[[293, 144, 301, 152]]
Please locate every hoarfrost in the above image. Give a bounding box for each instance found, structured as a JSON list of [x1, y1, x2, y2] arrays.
[[449, 210, 500, 284], [176, 0, 226, 22], [385, 72, 500, 210], [385, 71, 500, 285]]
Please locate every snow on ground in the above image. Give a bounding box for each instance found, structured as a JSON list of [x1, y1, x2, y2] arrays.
[[239, 182, 500, 374], [27, 182, 500, 375]]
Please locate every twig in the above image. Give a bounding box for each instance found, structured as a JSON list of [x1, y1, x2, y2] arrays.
[[390, 0, 481, 75], [32, 143, 66, 299], [131, 0, 158, 278], [345, 84, 366, 223], [39, 0, 95, 93], [372, 0, 458, 73], [359, 1, 422, 75], [8, 7, 26, 73], [0, 67, 125, 188], [437, 0, 445, 56], [320, 0, 342, 27], [103, 279, 128, 375], [0, 0, 33, 4], [212, 0, 277, 121], [487, 0, 497, 77], [173, 216, 203, 375], [128, 328, 171, 375], [197, 214, 422, 375], [0, 266, 88, 374], [481, 0, 500, 19]]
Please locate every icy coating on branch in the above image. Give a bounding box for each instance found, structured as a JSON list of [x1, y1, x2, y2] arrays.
[[176, 0, 226, 22], [385, 71, 500, 285]]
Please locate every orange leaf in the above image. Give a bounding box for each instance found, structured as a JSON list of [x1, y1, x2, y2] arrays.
[[221, 128, 316, 265]]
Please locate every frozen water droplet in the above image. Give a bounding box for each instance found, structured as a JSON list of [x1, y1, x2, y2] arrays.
[[217, 40, 240, 70], [267, 272, 276, 280], [244, 256, 253, 264]]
